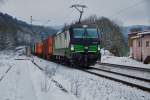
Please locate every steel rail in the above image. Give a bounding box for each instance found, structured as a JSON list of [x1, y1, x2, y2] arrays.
[[31, 60, 150, 93], [78, 68, 150, 93], [98, 62, 150, 72], [89, 67, 150, 82]]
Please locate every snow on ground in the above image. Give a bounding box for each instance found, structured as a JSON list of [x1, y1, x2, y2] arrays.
[[0, 52, 78, 100], [34, 56, 150, 100], [0, 60, 37, 100], [0, 47, 150, 100], [28, 60, 78, 100], [0, 60, 14, 82], [0, 48, 28, 60], [101, 56, 150, 69], [94, 63, 150, 80], [100, 49, 150, 69], [89, 69, 150, 88], [0, 50, 16, 60]]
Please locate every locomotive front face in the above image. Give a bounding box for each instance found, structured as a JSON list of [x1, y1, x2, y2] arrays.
[[70, 25, 101, 66]]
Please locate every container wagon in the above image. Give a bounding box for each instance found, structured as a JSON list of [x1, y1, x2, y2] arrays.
[[42, 36, 53, 59], [34, 41, 43, 56]]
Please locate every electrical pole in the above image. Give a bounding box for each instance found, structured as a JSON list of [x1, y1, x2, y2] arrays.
[[30, 16, 35, 57], [30, 16, 33, 33], [30, 16, 34, 43], [70, 4, 87, 24]]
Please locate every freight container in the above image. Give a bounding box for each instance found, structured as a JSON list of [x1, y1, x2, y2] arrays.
[[34, 41, 43, 56], [43, 36, 53, 59]]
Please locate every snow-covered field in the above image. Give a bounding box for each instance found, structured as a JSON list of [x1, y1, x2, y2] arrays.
[[33, 57, 150, 100], [0, 49, 150, 100], [101, 56, 150, 69], [101, 49, 150, 69], [0, 52, 77, 100]]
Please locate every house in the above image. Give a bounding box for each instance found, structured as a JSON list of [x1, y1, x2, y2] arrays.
[[128, 31, 150, 64]]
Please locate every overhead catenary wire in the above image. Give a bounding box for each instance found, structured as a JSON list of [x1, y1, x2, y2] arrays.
[[110, 0, 146, 19], [30, 0, 75, 25], [76, 0, 147, 22], [70, 4, 87, 23], [59, 8, 76, 23], [66, 0, 147, 25], [24, 0, 148, 26], [17, 1, 84, 25]]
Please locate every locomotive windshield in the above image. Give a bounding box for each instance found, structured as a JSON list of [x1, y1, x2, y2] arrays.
[[73, 28, 98, 38], [73, 28, 84, 38], [86, 28, 98, 38]]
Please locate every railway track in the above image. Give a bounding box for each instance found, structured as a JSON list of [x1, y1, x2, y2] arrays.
[[76, 62, 150, 92], [99, 62, 150, 72], [85, 62, 150, 92], [0, 65, 13, 82], [31, 60, 150, 93], [89, 67, 150, 82], [78, 67, 150, 93], [31, 60, 44, 71], [95, 63, 150, 81]]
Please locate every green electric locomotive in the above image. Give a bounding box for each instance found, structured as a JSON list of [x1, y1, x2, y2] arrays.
[[52, 24, 101, 67]]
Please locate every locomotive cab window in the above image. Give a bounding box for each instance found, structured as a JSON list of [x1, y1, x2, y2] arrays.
[[73, 27, 98, 38], [86, 28, 98, 38], [73, 28, 85, 38]]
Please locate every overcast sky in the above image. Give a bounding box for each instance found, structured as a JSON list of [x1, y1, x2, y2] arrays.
[[0, 0, 150, 26]]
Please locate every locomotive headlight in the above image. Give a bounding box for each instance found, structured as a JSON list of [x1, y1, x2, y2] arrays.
[[71, 44, 74, 51], [84, 46, 88, 49], [98, 45, 100, 51]]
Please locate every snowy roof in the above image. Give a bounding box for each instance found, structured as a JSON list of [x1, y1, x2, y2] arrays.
[[128, 32, 138, 35], [138, 31, 150, 35], [131, 35, 140, 39]]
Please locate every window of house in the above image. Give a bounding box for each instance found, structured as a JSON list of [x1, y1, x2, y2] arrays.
[[146, 41, 149, 47], [139, 41, 141, 47]]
